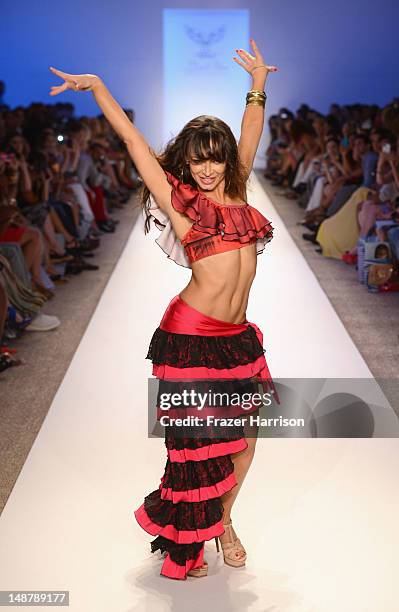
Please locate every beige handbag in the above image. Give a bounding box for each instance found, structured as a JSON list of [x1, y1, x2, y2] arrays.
[[367, 263, 395, 286]]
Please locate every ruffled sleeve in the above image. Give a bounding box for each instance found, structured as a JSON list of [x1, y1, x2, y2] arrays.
[[148, 170, 274, 266], [163, 170, 203, 221], [148, 192, 191, 268], [147, 170, 199, 268]]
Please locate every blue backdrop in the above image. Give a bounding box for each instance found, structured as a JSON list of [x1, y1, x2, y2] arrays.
[[1, 0, 398, 164]]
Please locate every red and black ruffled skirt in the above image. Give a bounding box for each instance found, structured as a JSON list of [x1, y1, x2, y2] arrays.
[[134, 294, 279, 580]]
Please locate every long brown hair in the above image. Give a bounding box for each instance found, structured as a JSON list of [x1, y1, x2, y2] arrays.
[[139, 115, 248, 233]]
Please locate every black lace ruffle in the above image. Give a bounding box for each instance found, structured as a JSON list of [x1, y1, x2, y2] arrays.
[[145, 488, 223, 565], [162, 456, 234, 491], [146, 325, 264, 369], [150, 536, 204, 566], [144, 489, 222, 531]]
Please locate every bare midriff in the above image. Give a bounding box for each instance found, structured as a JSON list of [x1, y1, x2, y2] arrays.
[[178, 242, 257, 324]]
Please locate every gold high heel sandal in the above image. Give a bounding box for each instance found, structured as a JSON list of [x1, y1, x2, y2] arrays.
[[215, 519, 247, 567], [187, 560, 208, 578]]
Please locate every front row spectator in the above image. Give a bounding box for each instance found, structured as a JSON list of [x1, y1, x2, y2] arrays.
[[0, 99, 140, 375], [264, 99, 399, 291]]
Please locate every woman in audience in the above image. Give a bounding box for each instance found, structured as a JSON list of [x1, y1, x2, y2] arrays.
[[315, 186, 375, 259], [264, 100, 399, 268], [0, 154, 54, 297], [302, 137, 343, 214], [0, 98, 138, 367], [73, 122, 118, 232], [288, 121, 322, 195], [304, 134, 368, 224], [315, 136, 398, 261]]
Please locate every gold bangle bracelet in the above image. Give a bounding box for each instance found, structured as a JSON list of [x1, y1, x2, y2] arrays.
[[246, 92, 267, 106], [246, 94, 266, 100], [246, 99, 266, 107], [246, 92, 266, 98], [246, 92, 266, 99]]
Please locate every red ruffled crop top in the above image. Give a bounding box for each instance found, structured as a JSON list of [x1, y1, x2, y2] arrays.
[[148, 170, 275, 268]]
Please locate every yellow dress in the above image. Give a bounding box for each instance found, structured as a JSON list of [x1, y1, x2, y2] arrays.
[[316, 187, 372, 259]]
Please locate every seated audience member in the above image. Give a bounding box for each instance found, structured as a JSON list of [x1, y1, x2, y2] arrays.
[[0, 99, 139, 370], [264, 100, 399, 275], [315, 135, 399, 259]]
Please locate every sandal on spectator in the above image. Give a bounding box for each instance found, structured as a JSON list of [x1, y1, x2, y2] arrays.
[[65, 238, 80, 249], [49, 252, 75, 263], [7, 306, 33, 331], [50, 275, 70, 284], [32, 280, 55, 300]]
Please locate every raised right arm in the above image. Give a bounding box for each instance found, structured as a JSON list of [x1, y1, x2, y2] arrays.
[[48, 67, 172, 213], [90, 79, 172, 210], [49, 68, 196, 241]]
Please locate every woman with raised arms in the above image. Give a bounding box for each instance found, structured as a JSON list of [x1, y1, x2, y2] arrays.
[[49, 38, 278, 580]]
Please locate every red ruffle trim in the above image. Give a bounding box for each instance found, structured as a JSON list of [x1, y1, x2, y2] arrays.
[[164, 170, 274, 246], [161, 546, 205, 580], [167, 437, 248, 463]]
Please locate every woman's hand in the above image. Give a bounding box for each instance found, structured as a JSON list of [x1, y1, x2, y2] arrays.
[[233, 38, 278, 77], [49, 67, 101, 96]]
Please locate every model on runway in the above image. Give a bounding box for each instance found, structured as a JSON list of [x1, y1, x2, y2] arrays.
[[49, 38, 278, 580]]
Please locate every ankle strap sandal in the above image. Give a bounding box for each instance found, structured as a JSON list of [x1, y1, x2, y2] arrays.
[[215, 519, 247, 567]]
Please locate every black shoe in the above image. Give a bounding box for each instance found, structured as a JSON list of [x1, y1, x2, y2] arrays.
[[73, 255, 100, 271], [305, 222, 320, 232], [80, 237, 100, 251], [97, 220, 116, 233], [65, 262, 83, 275], [302, 232, 318, 244], [315, 247, 322, 253]]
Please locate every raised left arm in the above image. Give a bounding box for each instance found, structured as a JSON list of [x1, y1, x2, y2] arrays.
[[234, 39, 277, 179], [238, 71, 268, 179]]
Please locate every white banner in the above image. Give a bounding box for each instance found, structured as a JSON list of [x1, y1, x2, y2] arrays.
[[163, 9, 250, 145]]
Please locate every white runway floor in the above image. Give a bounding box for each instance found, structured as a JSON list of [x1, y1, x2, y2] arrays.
[[0, 173, 398, 612]]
